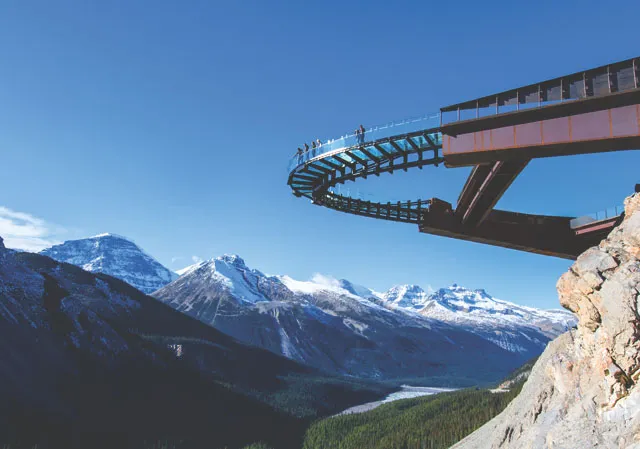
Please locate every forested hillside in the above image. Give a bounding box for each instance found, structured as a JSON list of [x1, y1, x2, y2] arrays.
[[302, 377, 528, 448]]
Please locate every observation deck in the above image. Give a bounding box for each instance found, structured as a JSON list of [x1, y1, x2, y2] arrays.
[[287, 57, 640, 259]]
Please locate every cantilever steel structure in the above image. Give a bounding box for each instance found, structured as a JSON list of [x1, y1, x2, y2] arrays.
[[287, 57, 640, 259]]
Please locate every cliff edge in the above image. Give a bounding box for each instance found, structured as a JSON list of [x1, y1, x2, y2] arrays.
[[454, 193, 640, 449]]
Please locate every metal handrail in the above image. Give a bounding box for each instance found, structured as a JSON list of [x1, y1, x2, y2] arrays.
[[570, 205, 624, 228]]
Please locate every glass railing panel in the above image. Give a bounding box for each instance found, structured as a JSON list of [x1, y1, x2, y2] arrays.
[[518, 101, 540, 111], [478, 105, 496, 118], [459, 109, 477, 121], [616, 66, 636, 91], [606, 205, 624, 218], [498, 104, 518, 114], [444, 95, 591, 126]]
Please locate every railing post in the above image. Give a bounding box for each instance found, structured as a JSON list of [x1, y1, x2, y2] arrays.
[[635, 58, 639, 89], [538, 83, 542, 107]]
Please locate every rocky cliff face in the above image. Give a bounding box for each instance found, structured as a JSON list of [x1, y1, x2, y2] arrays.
[[454, 193, 640, 449]]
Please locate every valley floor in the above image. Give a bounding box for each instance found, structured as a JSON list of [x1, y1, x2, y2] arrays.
[[335, 385, 457, 416]]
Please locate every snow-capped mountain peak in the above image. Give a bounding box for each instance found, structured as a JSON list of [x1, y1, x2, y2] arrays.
[[382, 284, 429, 309], [216, 253, 246, 268], [169, 255, 280, 305], [40, 234, 177, 294]]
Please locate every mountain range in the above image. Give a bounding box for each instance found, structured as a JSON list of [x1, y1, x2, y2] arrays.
[[39, 234, 576, 384], [0, 235, 390, 448]]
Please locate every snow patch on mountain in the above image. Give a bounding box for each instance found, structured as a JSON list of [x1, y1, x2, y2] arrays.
[[278, 274, 391, 314], [279, 273, 365, 297], [175, 262, 203, 276]]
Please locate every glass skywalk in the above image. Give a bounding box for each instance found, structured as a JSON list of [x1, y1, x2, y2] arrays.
[[288, 113, 442, 173]]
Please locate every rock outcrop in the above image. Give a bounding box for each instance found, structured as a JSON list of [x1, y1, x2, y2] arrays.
[[454, 193, 640, 449]]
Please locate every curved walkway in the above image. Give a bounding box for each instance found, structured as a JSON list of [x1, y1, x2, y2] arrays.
[[287, 115, 443, 224]]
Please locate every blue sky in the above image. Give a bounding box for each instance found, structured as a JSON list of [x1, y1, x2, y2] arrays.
[[0, 0, 638, 309]]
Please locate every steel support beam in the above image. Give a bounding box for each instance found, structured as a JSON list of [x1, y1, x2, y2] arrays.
[[420, 199, 609, 259], [455, 159, 530, 226]]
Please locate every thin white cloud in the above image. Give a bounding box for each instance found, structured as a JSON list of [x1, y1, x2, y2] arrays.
[[171, 256, 184, 264], [310, 273, 343, 290], [191, 255, 203, 264], [0, 206, 63, 252]]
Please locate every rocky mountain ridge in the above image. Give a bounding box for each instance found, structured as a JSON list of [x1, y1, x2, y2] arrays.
[[154, 254, 575, 384], [32, 232, 575, 385], [35, 233, 573, 341]]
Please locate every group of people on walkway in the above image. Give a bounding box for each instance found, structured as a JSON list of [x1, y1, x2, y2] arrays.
[[293, 124, 367, 161], [295, 139, 322, 158]]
